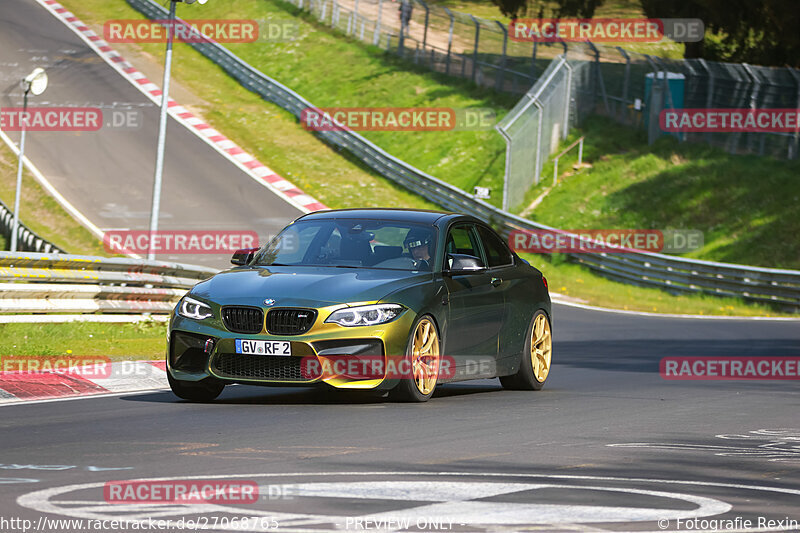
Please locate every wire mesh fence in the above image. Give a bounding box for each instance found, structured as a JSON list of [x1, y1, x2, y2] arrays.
[[287, 0, 800, 161], [495, 55, 593, 211], [288, 0, 570, 93]]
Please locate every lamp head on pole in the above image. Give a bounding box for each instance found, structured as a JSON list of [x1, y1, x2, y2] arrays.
[[23, 68, 48, 96]]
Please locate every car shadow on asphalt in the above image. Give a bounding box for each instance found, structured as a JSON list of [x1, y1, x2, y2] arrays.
[[121, 380, 505, 405], [557, 338, 800, 375]]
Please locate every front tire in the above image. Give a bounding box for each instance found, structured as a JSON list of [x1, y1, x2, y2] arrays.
[[500, 310, 552, 391], [390, 315, 441, 402], [168, 373, 225, 402]]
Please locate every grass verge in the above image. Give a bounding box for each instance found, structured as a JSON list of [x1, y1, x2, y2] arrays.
[[521, 253, 790, 317], [57, 0, 443, 212], [60, 0, 514, 208], [419, 0, 684, 58], [0, 140, 109, 255], [517, 116, 800, 270], [0, 321, 167, 359], [48, 0, 796, 319]]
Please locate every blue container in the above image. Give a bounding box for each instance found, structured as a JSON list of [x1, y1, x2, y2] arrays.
[[644, 72, 685, 137]]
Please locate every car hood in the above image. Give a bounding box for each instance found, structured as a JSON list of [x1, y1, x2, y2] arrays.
[[190, 266, 431, 308]]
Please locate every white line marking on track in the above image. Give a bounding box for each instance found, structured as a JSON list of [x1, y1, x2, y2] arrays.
[[16, 471, 800, 533], [0, 314, 170, 324], [0, 129, 127, 254], [0, 388, 169, 408], [551, 297, 800, 321], [32, 0, 324, 215], [609, 429, 800, 463]]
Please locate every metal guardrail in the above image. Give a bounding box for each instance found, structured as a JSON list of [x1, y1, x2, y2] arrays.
[[0, 252, 217, 314], [125, 0, 800, 312], [0, 197, 64, 254]]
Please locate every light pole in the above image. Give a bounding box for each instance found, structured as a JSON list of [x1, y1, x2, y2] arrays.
[[11, 68, 48, 253], [148, 0, 208, 260]]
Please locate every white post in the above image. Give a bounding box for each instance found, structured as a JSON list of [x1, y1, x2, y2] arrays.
[[373, 0, 383, 45], [562, 61, 573, 139], [10, 90, 29, 253], [553, 156, 558, 187], [148, 0, 177, 261], [533, 99, 544, 185]]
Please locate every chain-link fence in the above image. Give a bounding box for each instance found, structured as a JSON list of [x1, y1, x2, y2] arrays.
[[288, 0, 567, 93], [580, 44, 800, 158], [496, 56, 582, 211], [287, 0, 800, 161], [497, 45, 800, 209]]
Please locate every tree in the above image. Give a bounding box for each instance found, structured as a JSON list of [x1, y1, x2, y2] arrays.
[[492, 0, 604, 20], [640, 0, 800, 66], [491, 0, 528, 20], [553, 0, 605, 18]]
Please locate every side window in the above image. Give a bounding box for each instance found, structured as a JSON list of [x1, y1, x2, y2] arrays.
[[446, 225, 480, 257], [477, 225, 513, 268]]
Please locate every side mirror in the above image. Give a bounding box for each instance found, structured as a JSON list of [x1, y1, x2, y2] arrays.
[[444, 253, 486, 275], [231, 247, 259, 266]]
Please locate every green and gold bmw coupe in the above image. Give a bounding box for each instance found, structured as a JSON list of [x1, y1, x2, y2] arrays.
[[167, 209, 551, 402]]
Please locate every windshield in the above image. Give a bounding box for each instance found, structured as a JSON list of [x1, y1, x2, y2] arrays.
[[252, 218, 438, 271]]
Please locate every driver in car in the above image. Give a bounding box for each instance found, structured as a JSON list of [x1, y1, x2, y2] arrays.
[[404, 229, 433, 271]]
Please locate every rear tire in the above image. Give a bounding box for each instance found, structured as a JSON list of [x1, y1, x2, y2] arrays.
[[168, 373, 225, 402], [500, 310, 552, 391], [390, 315, 441, 403]]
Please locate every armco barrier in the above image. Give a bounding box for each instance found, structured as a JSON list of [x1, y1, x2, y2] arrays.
[[0, 197, 64, 254], [124, 0, 800, 312], [0, 252, 217, 314]]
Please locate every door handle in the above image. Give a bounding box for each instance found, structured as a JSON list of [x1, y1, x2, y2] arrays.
[[491, 277, 502, 287]]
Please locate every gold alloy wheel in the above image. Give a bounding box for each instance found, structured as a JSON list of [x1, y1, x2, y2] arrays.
[[411, 318, 440, 395], [531, 313, 552, 382]]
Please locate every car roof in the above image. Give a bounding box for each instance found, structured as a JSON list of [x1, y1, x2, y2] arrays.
[[297, 208, 457, 224]]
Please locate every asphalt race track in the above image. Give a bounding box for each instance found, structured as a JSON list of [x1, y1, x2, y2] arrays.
[[2, 0, 800, 531], [2, 305, 799, 532], [0, 0, 302, 267]]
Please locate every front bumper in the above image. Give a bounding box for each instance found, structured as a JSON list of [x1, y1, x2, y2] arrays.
[[167, 305, 415, 391]]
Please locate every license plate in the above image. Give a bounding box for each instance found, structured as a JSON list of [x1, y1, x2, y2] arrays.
[[235, 339, 291, 356]]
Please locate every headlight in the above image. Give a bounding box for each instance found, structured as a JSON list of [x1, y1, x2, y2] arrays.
[[325, 304, 405, 327], [178, 296, 213, 320]]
